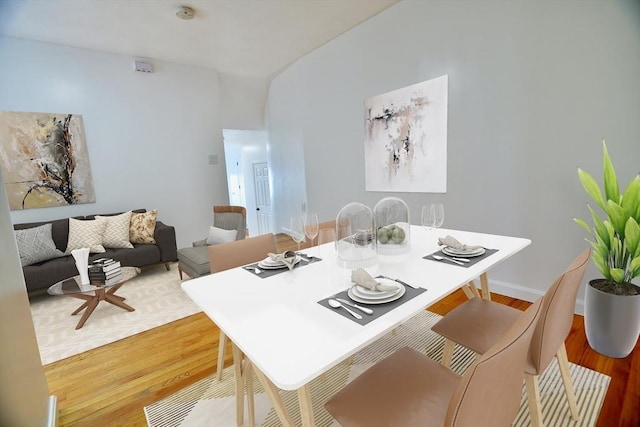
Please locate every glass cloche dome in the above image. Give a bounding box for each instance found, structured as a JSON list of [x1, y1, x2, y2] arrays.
[[373, 197, 411, 256], [335, 202, 377, 269]]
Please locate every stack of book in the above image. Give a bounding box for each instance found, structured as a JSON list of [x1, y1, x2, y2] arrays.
[[88, 258, 122, 286]]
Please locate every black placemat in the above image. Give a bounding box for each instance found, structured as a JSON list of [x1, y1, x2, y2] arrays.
[[423, 248, 498, 268], [317, 285, 427, 325], [243, 254, 322, 278]]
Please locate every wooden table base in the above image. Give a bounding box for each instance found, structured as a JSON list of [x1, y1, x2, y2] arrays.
[[69, 283, 134, 329]]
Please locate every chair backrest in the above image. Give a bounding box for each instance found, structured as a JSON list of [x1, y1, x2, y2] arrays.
[[445, 298, 544, 427], [213, 205, 247, 240], [208, 233, 276, 273], [528, 248, 590, 373]]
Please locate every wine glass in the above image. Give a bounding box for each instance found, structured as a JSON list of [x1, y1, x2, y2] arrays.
[[304, 213, 319, 255], [421, 205, 436, 231], [290, 216, 305, 251], [432, 203, 444, 230]]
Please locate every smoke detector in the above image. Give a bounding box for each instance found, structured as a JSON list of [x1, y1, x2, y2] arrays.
[[176, 6, 195, 20]]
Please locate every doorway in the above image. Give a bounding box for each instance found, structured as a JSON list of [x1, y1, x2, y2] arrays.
[[223, 129, 272, 236]]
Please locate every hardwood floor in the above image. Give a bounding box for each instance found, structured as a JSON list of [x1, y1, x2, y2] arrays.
[[42, 235, 639, 426]]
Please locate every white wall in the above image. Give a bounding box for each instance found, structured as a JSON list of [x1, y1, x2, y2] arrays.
[[0, 36, 230, 248], [219, 73, 268, 130], [266, 0, 640, 308]]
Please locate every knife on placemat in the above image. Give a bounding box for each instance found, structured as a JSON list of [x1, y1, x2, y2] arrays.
[[375, 275, 419, 289], [336, 298, 373, 315]]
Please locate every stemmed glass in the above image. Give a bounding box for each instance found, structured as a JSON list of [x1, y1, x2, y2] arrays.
[[421, 203, 445, 231], [304, 213, 319, 256], [290, 216, 306, 251]]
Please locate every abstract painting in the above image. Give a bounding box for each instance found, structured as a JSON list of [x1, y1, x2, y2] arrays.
[[364, 75, 448, 193], [0, 111, 95, 210]]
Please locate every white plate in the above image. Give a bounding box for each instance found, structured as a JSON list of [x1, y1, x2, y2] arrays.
[[442, 246, 485, 258], [352, 279, 402, 300], [257, 258, 301, 269], [348, 284, 406, 305]]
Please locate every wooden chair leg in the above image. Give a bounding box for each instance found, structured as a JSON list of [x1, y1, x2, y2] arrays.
[[524, 373, 544, 427], [232, 343, 246, 426], [178, 266, 183, 280], [216, 330, 227, 381], [441, 339, 455, 368], [557, 343, 580, 421]]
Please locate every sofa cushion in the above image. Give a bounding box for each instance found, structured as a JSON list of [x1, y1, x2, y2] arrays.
[[206, 226, 238, 245], [66, 218, 108, 254], [96, 211, 134, 249], [14, 223, 65, 267], [130, 210, 157, 244]]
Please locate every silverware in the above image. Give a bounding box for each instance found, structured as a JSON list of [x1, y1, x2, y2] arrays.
[[432, 255, 465, 266], [296, 252, 311, 262], [375, 275, 418, 289], [328, 299, 362, 319], [245, 265, 262, 274], [336, 298, 373, 315]]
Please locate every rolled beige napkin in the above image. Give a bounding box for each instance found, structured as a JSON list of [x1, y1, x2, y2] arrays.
[[437, 235, 483, 251], [268, 251, 298, 270], [351, 268, 398, 292]]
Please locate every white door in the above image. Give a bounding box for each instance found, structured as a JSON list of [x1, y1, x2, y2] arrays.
[[253, 162, 272, 235]]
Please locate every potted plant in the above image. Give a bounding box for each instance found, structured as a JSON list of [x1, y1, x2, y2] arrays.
[[574, 141, 640, 358]]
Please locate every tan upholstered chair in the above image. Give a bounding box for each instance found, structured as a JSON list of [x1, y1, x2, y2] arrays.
[[325, 298, 544, 427], [431, 248, 590, 427], [208, 232, 276, 426], [209, 232, 276, 380], [177, 205, 247, 280]]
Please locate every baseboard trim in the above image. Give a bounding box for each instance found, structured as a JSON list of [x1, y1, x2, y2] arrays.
[[47, 395, 57, 427], [489, 279, 585, 315]]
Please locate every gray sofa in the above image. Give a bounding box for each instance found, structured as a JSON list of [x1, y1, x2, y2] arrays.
[[13, 209, 177, 297]]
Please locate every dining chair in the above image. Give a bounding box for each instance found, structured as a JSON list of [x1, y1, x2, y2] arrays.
[[325, 297, 543, 427], [431, 248, 590, 427], [208, 232, 276, 426]]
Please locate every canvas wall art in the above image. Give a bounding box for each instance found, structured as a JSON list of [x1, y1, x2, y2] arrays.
[[364, 75, 448, 193], [0, 111, 96, 210]]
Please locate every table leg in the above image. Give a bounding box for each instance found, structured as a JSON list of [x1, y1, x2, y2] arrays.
[[480, 273, 491, 300], [231, 344, 246, 426], [252, 367, 295, 427], [297, 384, 315, 427], [104, 293, 135, 312], [75, 296, 99, 329]]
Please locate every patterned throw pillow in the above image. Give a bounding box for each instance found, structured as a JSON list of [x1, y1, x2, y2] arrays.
[[130, 210, 157, 244], [66, 218, 108, 254], [96, 211, 134, 249], [15, 223, 65, 266]]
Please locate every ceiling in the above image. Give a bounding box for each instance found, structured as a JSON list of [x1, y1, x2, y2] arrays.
[[0, 0, 399, 80]]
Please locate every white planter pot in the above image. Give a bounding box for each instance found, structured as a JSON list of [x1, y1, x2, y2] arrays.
[[584, 279, 640, 358]]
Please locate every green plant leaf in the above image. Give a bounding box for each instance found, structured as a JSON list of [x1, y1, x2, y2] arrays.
[[574, 218, 592, 234], [578, 168, 606, 212], [610, 268, 624, 283], [625, 217, 640, 256], [602, 141, 620, 204], [591, 249, 610, 279], [621, 175, 640, 222], [588, 206, 609, 248], [630, 256, 640, 278], [606, 200, 627, 235]]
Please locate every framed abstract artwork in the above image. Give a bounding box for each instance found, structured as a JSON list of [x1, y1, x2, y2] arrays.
[[364, 75, 448, 193], [0, 111, 96, 210]]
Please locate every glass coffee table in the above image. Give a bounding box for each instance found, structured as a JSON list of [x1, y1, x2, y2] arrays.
[[48, 266, 140, 329]]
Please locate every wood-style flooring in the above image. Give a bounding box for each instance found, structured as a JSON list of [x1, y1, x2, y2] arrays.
[[42, 234, 639, 426]]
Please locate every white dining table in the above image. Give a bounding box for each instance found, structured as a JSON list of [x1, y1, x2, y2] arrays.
[[181, 226, 531, 426]]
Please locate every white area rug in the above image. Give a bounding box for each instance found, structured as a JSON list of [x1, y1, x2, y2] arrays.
[[30, 263, 201, 365], [144, 311, 610, 427]]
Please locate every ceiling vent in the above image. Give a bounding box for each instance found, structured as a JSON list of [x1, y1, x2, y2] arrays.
[[176, 6, 195, 20]]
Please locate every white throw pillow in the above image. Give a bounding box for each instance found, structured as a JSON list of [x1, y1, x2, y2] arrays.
[[206, 226, 238, 245], [96, 211, 134, 249], [66, 218, 108, 254]]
